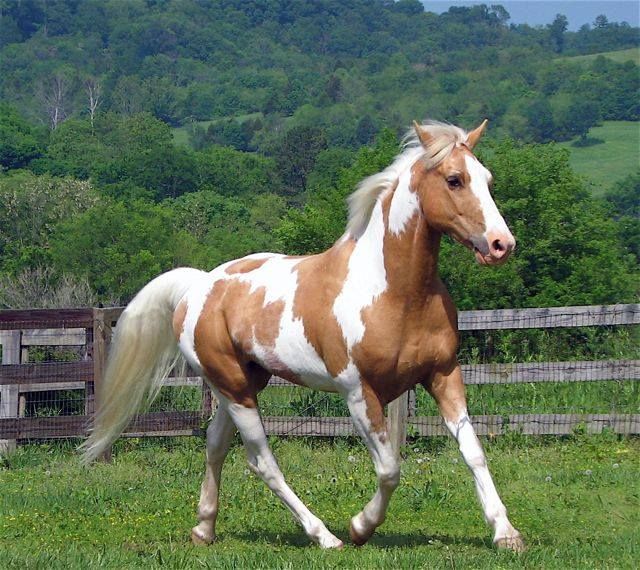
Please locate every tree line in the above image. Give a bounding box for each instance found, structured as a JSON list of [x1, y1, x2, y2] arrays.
[[0, 0, 637, 309]]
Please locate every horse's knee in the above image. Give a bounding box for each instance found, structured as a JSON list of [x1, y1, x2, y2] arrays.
[[378, 462, 400, 491]]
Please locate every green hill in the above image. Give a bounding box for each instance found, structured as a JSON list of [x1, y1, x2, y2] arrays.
[[558, 121, 640, 195], [560, 47, 639, 65]]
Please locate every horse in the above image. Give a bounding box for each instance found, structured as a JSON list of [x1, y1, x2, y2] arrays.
[[81, 119, 524, 552]]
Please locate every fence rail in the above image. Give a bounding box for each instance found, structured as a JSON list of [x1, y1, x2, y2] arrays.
[[0, 304, 638, 454]]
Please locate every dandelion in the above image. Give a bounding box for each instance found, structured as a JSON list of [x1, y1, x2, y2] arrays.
[[348, 455, 356, 463], [244, 469, 250, 476], [584, 469, 592, 476]]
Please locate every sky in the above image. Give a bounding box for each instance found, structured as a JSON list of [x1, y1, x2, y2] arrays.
[[420, 1, 640, 30]]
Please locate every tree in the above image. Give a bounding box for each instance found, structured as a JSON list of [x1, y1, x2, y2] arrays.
[[50, 199, 185, 300], [38, 71, 73, 129], [0, 104, 43, 169], [0, 171, 98, 272], [273, 125, 328, 196], [84, 76, 102, 130], [548, 14, 568, 53], [594, 15, 609, 29]]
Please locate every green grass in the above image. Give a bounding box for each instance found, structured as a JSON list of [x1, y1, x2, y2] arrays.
[[172, 120, 216, 147], [172, 113, 265, 148], [559, 47, 640, 66], [558, 121, 640, 195], [1, 435, 638, 568]]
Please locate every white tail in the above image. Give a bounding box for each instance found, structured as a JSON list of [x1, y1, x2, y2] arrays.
[[80, 268, 206, 464]]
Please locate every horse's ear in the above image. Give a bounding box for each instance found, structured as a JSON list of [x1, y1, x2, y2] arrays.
[[466, 119, 489, 150], [413, 121, 433, 147]]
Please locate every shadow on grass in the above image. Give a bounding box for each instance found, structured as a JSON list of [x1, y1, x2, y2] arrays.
[[225, 528, 491, 549]]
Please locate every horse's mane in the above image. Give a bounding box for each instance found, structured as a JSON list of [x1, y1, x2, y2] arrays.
[[346, 120, 467, 239]]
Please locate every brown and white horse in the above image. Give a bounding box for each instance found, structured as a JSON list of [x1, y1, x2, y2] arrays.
[[82, 120, 524, 551]]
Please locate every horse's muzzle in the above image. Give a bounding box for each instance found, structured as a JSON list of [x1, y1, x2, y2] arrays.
[[473, 231, 516, 266]]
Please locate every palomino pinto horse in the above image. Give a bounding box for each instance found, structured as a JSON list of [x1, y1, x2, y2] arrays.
[[82, 120, 524, 551]]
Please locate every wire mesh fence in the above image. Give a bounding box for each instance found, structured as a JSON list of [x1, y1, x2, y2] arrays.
[[0, 305, 638, 455]]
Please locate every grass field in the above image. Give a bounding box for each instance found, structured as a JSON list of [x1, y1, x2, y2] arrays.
[[172, 113, 265, 147], [558, 121, 640, 195], [560, 47, 640, 66], [1, 434, 638, 569]]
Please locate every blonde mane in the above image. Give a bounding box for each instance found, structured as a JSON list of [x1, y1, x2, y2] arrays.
[[346, 121, 468, 239]]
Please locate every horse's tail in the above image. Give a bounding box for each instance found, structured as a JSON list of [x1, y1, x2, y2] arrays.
[[80, 267, 206, 464]]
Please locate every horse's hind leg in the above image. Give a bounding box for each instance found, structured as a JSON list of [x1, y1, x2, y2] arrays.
[[426, 362, 524, 552], [225, 397, 344, 549], [191, 405, 236, 545], [346, 384, 400, 545]]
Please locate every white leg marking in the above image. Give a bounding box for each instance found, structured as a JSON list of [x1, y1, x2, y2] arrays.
[[192, 405, 236, 544], [226, 401, 343, 549], [445, 412, 522, 546], [346, 387, 399, 544]]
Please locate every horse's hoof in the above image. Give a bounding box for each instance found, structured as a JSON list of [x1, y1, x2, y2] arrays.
[[349, 520, 373, 547], [191, 528, 214, 546], [495, 533, 525, 553], [319, 537, 344, 549]]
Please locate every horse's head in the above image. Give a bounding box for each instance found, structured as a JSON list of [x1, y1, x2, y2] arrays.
[[412, 120, 515, 266]]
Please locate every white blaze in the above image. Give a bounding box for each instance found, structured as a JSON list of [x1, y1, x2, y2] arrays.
[[464, 154, 510, 238]]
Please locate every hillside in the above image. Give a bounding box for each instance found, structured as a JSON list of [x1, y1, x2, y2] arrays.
[[0, 1, 637, 309], [559, 121, 640, 194]]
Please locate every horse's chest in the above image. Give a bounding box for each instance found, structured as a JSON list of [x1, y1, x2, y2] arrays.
[[351, 298, 458, 394]]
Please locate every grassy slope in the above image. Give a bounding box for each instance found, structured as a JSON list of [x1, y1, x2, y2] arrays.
[[558, 121, 640, 195], [1, 435, 638, 569], [559, 47, 640, 66]]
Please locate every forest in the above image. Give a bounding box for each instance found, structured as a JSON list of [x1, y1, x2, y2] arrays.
[[0, 0, 638, 309]]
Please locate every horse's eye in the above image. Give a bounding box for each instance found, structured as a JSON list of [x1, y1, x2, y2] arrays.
[[447, 176, 462, 189]]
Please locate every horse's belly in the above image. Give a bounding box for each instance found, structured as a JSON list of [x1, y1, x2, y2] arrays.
[[251, 325, 339, 393]]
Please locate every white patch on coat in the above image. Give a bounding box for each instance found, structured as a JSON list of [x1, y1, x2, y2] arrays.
[[333, 200, 388, 352], [242, 257, 335, 391], [388, 168, 419, 235]]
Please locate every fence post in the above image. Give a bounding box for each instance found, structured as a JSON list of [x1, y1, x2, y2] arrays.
[[388, 391, 409, 458], [92, 308, 112, 461], [0, 331, 21, 455]]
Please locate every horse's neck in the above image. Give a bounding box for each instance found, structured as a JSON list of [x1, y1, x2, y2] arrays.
[[352, 175, 442, 299]]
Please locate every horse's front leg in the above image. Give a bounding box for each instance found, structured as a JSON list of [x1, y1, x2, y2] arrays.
[[427, 362, 524, 551], [345, 383, 400, 545]]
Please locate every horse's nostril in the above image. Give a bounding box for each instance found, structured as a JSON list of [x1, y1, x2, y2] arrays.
[[492, 239, 505, 253]]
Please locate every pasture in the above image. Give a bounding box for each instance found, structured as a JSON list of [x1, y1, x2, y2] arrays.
[[1, 434, 638, 569], [559, 121, 639, 194], [560, 47, 640, 66]]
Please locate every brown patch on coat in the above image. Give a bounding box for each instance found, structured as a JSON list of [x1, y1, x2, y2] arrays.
[[225, 257, 268, 275], [172, 299, 188, 341], [291, 245, 353, 378], [360, 381, 387, 437], [193, 278, 285, 407]]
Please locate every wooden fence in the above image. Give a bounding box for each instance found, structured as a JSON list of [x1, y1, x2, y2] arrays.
[[0, 304, 638, 455]]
